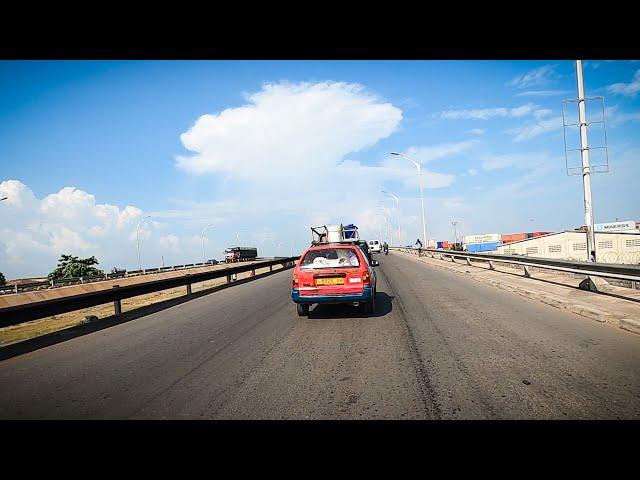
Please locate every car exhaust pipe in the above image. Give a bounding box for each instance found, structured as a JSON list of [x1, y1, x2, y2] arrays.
[[353, 302, 359, 307]]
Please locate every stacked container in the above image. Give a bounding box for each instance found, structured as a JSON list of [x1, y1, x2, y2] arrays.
[[463, 233, 502, 253], [501, 233, 527, 244], [466, 242, 501, 253]]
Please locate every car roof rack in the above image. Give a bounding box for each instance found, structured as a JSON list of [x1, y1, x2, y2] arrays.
[[310, 224, 361, 246]]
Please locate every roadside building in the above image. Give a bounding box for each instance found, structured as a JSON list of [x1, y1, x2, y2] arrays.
[[496, 230, 640, 264]]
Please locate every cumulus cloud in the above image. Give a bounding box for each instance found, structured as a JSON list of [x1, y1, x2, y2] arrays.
[[169, 80, 458, 247], [607, 70, 640, 97], [507, 65, 558, 89], [176, 81, 402, 178], [0, 180, 158, 278]]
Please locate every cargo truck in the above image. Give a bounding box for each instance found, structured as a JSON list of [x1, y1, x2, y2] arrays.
[[224, 247, 258, 263]]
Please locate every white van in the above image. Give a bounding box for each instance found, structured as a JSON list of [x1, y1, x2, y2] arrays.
[[368, 240, 382, 253]]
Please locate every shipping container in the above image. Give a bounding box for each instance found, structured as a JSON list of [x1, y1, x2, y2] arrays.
[[437, 241, 443, 249], [442, 241, 450, 249], [502, 233, 527, 244], [465, 241, 502, 253], [532, 231, 552, 237], [463, 233, 501, 244]]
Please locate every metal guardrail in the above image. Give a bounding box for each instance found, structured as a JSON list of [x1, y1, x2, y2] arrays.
[[0, 258, 275, 296], [391, 247, 640, 283], [0, 257, 298, 328]]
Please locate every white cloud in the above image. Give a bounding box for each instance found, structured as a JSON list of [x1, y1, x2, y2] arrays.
[[439, 103, 543, 120], [176, 81, 402, 178], [467, 128, 486, 135], [0, 180, 158, 278], [467, 168, 478, 176], [516, 90, 572, 97], [607, 70, 640, 97], [402, 140, 477, 164], [508, 116, 563, 142], [159, 234, 180, 252], [481, 152, 552, 171], [604, 104, 640, 127], [507, 65, 558, 89]]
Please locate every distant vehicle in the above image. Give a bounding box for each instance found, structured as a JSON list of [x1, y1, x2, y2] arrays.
[[224, 247, 258, 263], [292, 243, 378, 316], [357, 240, 373, 264], [206, 259, 219, 265], [368, 240, 382, 253]]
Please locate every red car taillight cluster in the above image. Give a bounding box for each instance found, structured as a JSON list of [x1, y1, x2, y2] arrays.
[[361, 271, 370, 285], [292, 273, 299, 288]]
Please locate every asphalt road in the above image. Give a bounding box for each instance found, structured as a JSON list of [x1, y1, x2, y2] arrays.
[[1, 252, 639, 419]]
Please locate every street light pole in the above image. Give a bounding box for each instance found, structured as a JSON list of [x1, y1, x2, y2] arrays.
[[382, 190, 401, 246], [452, 220, 458, 247], [378, 207, 392, 246], [391, 152, 427, 247], [136, 215, 152, 272], [201, 224, 215, 264], [575, 59, 596, 262]]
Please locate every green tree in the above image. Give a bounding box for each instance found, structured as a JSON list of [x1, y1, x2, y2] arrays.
[[48, 254, 105, 280], [0, 272, 6, 287]]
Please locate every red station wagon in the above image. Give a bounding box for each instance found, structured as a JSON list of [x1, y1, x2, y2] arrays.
[[291, 243, 378, 316]]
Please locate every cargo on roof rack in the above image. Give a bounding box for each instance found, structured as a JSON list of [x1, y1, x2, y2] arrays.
[[310, 224, 360, 245]]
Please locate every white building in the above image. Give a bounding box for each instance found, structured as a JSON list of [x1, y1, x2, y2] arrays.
[[496, 231, 640, 264]]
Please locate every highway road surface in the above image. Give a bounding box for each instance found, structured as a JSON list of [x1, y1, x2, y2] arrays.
[[1, 252, 639, 419]]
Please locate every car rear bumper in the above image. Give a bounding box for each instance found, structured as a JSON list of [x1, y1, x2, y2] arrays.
[[291, 286, 373, 304]]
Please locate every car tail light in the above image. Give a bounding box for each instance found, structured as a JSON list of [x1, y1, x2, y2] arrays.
[[361, 271, 370, 285], [292, 274, 299, 287]]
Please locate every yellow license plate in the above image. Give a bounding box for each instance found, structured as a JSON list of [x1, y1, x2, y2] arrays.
[[315, 277, 344, 285]]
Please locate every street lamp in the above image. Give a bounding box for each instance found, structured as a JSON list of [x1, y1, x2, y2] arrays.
[[391, 152, 427, 248], [201, 224, 215, 264], [382, 189, 401, 246], [378, 207, 392, 246], [452, 220, 458, 247], [135, 215, 152, 272]]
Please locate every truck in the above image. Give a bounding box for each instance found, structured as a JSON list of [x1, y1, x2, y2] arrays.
[[224, 247, 258, 263]]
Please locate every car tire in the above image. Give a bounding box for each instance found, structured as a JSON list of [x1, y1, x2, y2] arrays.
[[296, 303, 309, 317], [363, 291, 376, 315]]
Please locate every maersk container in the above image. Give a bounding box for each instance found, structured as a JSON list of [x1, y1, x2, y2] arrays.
[[466, 241, 502, 253]]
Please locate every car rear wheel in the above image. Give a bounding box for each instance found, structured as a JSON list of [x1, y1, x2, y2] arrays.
[[296, 303, 309, 317], [363, 291, 376, 314]]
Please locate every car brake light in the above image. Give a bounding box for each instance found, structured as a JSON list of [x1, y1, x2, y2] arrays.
[[361, 271, 370, 285], [292, 274, 299, 287]]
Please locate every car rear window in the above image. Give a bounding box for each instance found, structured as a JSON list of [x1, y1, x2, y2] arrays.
[[300, 248, 360, 269]]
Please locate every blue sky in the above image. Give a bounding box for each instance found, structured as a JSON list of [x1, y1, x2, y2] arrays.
[[1, 60, 639, 278]]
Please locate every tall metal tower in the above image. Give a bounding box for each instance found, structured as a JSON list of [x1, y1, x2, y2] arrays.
[[576, 60, 596, 260], [562, 60, 610, 262]]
